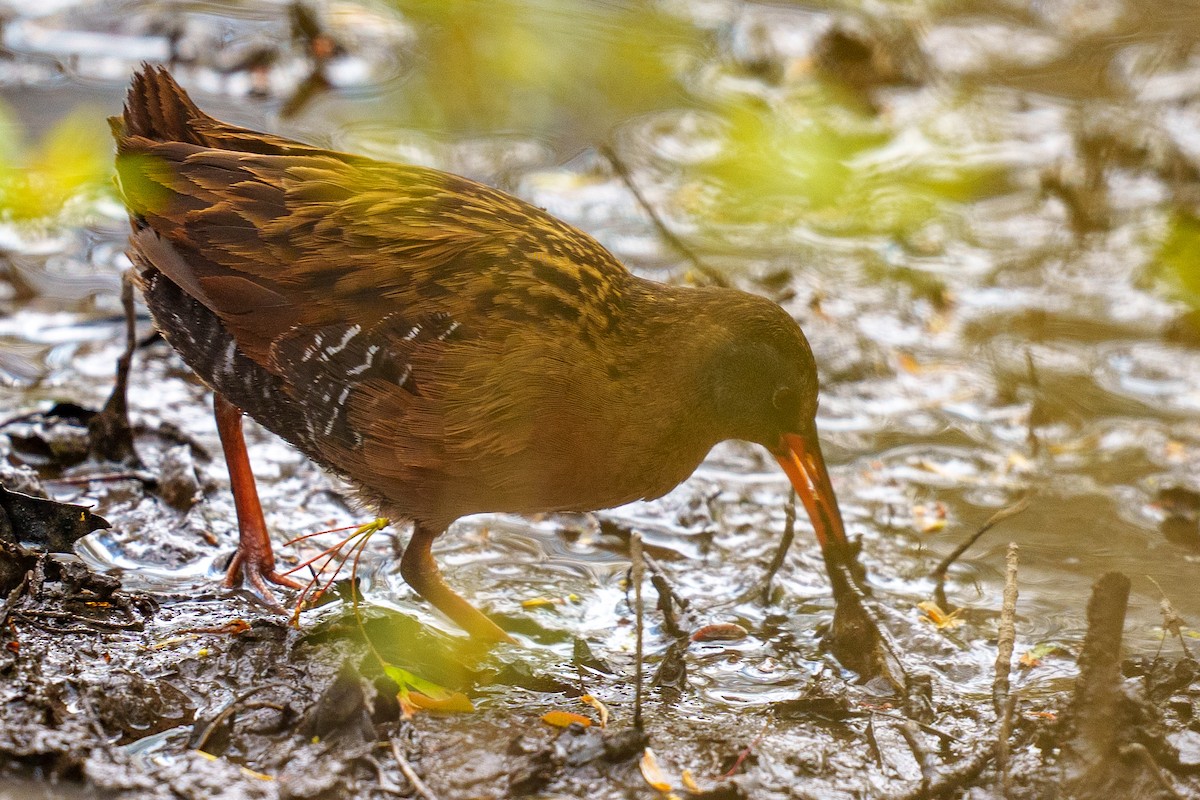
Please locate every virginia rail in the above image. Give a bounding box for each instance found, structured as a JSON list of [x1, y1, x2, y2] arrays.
[[111, 66, 852, 642]]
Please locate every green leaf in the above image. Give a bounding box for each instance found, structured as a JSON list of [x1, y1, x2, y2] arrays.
[[1157, 211, 1200, 308], [0, 104, 113, 221]]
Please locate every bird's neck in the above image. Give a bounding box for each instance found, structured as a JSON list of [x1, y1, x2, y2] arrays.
[[615, 277, 746, 449]]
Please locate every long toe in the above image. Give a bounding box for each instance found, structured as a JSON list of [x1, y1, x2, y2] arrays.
[[225, 550, 303, 613]]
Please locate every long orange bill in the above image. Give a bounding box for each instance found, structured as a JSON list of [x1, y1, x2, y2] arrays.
[[773, 430, 849, 553]]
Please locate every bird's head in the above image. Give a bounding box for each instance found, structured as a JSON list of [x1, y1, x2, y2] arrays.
[[695, 291, 849, 553]]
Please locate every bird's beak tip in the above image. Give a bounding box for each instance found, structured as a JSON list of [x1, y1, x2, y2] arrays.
[[772, 429, 849, 552]]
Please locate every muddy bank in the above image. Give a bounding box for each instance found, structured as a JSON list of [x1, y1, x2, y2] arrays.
[[2, 523, 1198, 798]]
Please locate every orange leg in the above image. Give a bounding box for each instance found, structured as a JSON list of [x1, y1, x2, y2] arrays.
[[214, 393, 302, 603], [400, 524, 513, 643]]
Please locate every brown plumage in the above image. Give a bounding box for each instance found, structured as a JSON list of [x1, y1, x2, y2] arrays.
[[112, 65, 850, 641]]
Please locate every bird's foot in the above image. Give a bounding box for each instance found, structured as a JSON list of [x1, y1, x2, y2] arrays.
[[225, 546, 303, 612]]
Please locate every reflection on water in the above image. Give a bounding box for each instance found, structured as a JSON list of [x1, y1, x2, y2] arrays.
[[1, 0, 1199, 738]]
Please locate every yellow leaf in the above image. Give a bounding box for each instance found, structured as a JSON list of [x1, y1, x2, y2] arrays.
[[386, 665, 474, 717], [405, 689, 474, 713], [897, 352, 923, 374], [640, 747, 673, 792], [917, 600, 963, 630], [239, 767, 274, 782], [580, 694, 609, 728], [912, 502, 947, 534], [1157, 212, 1200, 309], [541, 710, 593, 728], [1019, 642, 1069, 668]]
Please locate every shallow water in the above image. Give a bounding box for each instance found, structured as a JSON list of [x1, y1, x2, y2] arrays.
[[1, 0, 1199, 796]]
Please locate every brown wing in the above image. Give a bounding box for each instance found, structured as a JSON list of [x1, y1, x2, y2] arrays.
[[113, 67, 628, 369]]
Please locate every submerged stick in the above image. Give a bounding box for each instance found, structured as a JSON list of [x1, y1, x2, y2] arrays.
[[631, 532, 645, 731], [761, 490, 798, 603], [997, 693, 1018, 798], [88, 270, 139, 464], [885, 745, 995, 800], [898, 720, 934, 795], [390, 738, 441, 800], [1147, 576, 1191, 660], [993, 543, 1019, 715], [933, 495, 1031, 609], [599, 144, 727, 287], [1024, 348, 1042, 457]]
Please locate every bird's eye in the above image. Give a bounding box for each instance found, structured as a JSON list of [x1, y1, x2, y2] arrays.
[[772, 386, 797, 411]]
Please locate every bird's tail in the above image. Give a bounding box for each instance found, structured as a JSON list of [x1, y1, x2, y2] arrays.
[[109, 64, 210, 149]]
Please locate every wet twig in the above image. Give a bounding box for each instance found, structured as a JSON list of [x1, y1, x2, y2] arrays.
[[390, 737, 441, 800], [997, 693, 1018, 797], [641, 551, 690, 612], [631, 532, 645, 731], [191, 683, 289, 751], [866, 713, 885, 770], [993, 543, 1019, 715], [1024, 349, 1042, 457], [1120, 743, 1186, 800], [44, 471, 157, 487], [14, 609, 144, 633], [0, 569, 31, 632], [362, 754, 406, 796], [723, 716, 771, 778], [88, 270, 139, 464], [649, 573, 687, 639], [885, 744, 995, 800], [1147, 576, 1191, 660], [761, 490, 797, 604], [599, 144, 728, 287], [898, 720, 935, 796], [867, 710, 964, 746], [637, 548, 692, 638], [932, 495, 1031, 610]]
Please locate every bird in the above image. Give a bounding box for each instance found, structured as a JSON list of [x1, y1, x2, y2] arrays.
[[110, 65, 852, 643]]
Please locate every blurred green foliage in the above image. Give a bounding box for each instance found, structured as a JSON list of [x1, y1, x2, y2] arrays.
[[695, 89, 1008, 237], [386, 0, 701, 133], [0, 102, 112, 222], [1156, 212, 1200, 309]]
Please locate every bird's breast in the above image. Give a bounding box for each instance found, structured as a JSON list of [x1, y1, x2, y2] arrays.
[[416, 338, 715, 520]]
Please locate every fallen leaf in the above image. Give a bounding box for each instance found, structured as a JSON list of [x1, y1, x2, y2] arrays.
[[690, 623, 749, 643], [178, 619, 252, 636], [194, 750, 274, 781], [521, 593, 580, 609], [640, 747, 673, 792], [1018, 642, 1069, 668], [403, 689, 474, 714], [917, 600, 963, 630], [897, 352, 923, 373], [385, 665, 474, 718], [581, 694, 609, 728], [542, 710, 592, 728], [912, 502, 947, 533]]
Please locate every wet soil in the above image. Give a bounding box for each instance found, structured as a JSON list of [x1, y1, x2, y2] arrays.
[[2, 0, 1200, 797]]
